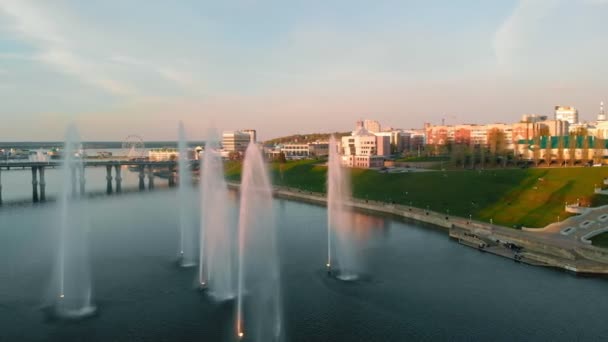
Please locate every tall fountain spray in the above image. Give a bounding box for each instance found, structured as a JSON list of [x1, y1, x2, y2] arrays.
[[327, 136, 359, 281], [177, 122, 197, 267], [198, 140, 235, 299], [46, 124, 96, 319], [236, 143, 283, 341]]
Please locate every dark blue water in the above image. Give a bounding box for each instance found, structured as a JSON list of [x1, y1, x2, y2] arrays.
[[1, 191, 607, 341]]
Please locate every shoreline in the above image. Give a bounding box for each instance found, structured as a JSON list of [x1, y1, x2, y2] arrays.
[[226, 183, 608, 276], [3, 180, 607, 275]]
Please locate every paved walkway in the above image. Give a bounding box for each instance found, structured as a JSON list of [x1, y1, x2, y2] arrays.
[[526, 205, 608, 246]]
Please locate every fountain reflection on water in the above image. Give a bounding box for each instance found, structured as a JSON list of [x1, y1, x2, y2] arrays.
[[236, 143, 283, 341], [45, 124, 96, 319]]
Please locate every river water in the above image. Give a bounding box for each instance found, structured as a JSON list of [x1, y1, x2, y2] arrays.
[[0, 182, 607, 341]]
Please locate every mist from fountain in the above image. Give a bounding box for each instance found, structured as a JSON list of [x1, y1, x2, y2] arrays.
[[46, 124, 96, 319], [327, 136, 359, 281], [236, 143, 283, 341], [177, 121, 197, 267], [198, 139, 235, 299]]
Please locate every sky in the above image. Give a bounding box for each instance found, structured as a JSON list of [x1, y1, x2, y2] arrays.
[[0, 0, 607, 141]]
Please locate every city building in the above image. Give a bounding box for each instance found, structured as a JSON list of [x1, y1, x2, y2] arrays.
[[374, 132, 391, 157], [407, 129, 426, 152], [308, 142, 329, 157], [598, 101, 606, 122], [363, 119, 381, 133], [280, 144, 310, 158], [277, 142, 329, 159], [555, 106, 579, 125], [241, 129, 257, 144], [222, 131, 251, 153], [426, 123, 513, 147], [425, 113, 570, 151], [340, 124, 384, 168], [148, 148, 178, 161]]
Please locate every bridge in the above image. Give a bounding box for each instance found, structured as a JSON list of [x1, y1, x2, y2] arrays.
[[0, 160, 180, 205]]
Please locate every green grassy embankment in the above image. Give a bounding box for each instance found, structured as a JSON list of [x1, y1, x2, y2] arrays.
[[225, 159, 608, 229], [591, 233, 608, 248]]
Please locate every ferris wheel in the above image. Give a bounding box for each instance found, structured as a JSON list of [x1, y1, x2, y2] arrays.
[[122, 135, 146, 159]]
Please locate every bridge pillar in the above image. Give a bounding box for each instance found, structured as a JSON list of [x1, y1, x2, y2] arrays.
[[168, 164, 176, 188], [39, 166, 46, 202], [114, 164, 122, 193], [147, 165, 154, 190], [106, 165, 113, 194], [31, 166, 39, 203], [0, 168, 3, 206], [138, 165, 145, 191], [79, 165, 86, 196]]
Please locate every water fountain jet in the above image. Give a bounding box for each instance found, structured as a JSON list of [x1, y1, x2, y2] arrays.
[[177, 122, 197, 267], [198, 137, 235, 300], [44, 124, 96, 320], [236, 143, 283, 341], [327, 136, 360, 281]]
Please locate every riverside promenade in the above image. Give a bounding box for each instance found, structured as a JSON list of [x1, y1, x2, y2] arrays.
[[226, 183, 608, 275]]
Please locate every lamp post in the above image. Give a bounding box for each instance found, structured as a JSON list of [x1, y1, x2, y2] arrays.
[[469, 214, 472, 223]]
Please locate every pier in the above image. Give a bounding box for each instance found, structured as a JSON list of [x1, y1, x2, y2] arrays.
[[0, 160, 178, 204]]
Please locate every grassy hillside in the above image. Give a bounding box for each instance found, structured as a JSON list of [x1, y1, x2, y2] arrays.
[[225, 160, 608, 228]]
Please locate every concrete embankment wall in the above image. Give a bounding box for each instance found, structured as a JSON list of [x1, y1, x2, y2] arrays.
[[227, 183, 608, 274]]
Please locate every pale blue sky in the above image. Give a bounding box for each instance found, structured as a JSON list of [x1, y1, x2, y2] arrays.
[[0, 0, 607, 141]]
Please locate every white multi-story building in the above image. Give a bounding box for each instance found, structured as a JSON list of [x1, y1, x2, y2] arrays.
[[341, 125, 384, 168], [222, 131, 251, 153], [555, 106, 579, 125], [279, 142, 330, 159], [281, 144, 310, 158], [148, 148, 179, 161]]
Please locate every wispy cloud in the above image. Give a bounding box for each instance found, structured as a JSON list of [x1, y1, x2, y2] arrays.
[[110, 55, 201, 91], [0, 0, 137, 96]]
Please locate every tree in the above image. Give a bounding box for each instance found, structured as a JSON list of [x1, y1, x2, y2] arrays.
[[544, 135, 553, 165], [581, 133, 590, 165], [557, 136, 565, 166], [277, 151, 287, 163], [575, 127, 589, 136], [568, 133, 577, 166], [487, 128, 506, 166], [514, 138, 521, 165], [594, 136, 605, 165], [468, 143, 476, 168], [532, 134, 541, 166], [450, 143, 465, 167]]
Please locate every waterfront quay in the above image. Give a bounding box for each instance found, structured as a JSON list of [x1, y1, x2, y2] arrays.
[[0, 160, 178, 205], [227, 183, 608, 276]]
